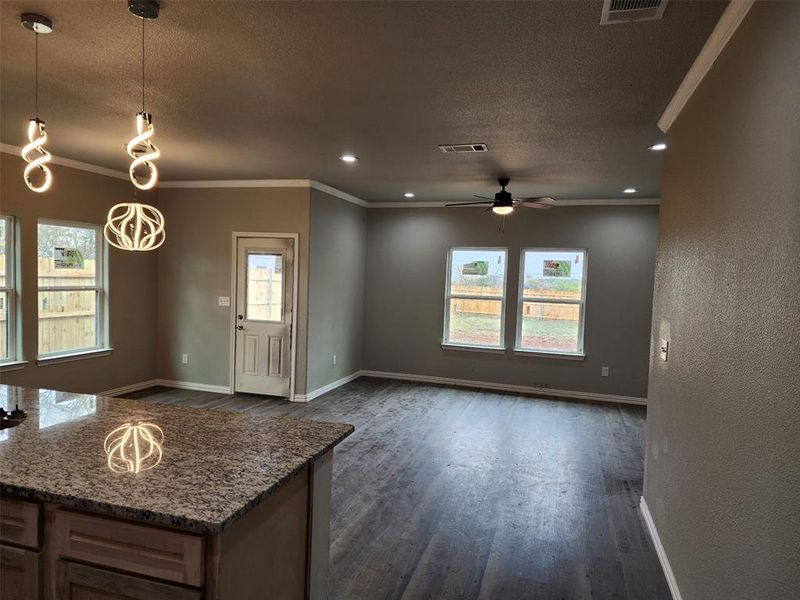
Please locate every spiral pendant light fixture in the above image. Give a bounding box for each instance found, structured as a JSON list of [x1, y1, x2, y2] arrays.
[[20, 13, 54, 193], [105, 0, 166, 252]]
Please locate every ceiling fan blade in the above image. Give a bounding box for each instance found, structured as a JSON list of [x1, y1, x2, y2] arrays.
[[446, 201, 493, 207], [515, 197, 556, 209], [473, 195, 494, 200]]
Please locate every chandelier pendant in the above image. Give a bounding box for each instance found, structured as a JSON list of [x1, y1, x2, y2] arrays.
[[20, 13, 54, 193], [104, 201, 166, 251], [22, 118, 52, 193], [127, 111, 160, 190]]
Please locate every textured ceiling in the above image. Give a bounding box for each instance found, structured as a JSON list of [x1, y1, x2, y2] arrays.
[[0, 1, 726, 202]]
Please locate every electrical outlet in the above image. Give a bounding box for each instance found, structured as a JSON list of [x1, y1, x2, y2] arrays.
[[332, 354, 337, 366], [181, 353, 189, 364], [601, 366, 609, 377]]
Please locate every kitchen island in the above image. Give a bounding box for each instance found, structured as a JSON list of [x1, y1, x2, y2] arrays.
[[0, 385, 353, 600]]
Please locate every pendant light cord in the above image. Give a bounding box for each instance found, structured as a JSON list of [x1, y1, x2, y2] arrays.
[[141, 17, 145, 112], [35, 31, 39, 118]]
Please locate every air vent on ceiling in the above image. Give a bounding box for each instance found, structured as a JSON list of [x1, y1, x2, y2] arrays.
[[438, 143, 489, 154], [600, 0, 668, 24]]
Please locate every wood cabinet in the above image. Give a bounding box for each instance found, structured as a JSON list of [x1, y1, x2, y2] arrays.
[[1, 545, 41, 600], [1, 450, 333, 599], [56, 561, 200, 600]]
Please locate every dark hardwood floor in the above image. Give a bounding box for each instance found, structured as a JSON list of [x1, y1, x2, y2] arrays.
[[124, 377, 669, 600]]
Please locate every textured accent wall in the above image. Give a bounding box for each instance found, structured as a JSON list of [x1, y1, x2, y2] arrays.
[[0, 153, 158, 393], [307, 190, 366, 393], [363, 205, 659, 398], [644, 3, 800, 599]]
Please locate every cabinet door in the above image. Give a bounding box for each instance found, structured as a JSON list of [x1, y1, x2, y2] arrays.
[[0, 545, 41, 600], [56, 561, 201, 600]]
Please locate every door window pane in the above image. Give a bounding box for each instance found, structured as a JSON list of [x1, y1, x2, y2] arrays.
[[0, 218, 7, 289], [246, 252, 283, 322], [520, 301, 581, 353], [38, 290, 98, 355], [447, 298, 502, 347]]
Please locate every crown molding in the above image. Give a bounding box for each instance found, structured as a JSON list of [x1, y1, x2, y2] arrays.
[[0, 143, 128, 180], [658, 0, 755, 133], [1, 145, 657, 208], [368, 197, 660, 208]]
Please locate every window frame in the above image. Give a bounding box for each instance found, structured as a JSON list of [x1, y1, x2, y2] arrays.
[[36, 219, 109, 360], [442, 246, 509, 351], [0, 215, 18, 364], [514, 247, 589, 358]]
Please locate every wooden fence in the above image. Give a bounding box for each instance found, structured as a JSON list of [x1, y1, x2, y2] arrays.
[[451, 285, 580, 320]]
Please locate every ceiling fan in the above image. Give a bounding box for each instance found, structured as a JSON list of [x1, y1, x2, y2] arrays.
[[446, 177, 556, 215]]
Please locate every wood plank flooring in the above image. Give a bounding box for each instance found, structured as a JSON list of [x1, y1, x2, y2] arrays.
[[124, 377, 670, 600]]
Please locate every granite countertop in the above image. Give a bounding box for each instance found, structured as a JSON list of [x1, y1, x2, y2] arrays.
[[0, 385, 353, 533]]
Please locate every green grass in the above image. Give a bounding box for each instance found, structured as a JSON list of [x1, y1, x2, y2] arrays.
[[449, 313, 578, 351]]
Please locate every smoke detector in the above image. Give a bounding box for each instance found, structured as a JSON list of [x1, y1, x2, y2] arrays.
[[600, 0, 668, 24], [438, 143, 488, 154]]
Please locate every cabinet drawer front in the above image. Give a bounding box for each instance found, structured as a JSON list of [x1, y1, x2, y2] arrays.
[[54, 510, 204, 587], [0, 497, 40, 549], [1, 545, 41, 600], [58, 560, 201, 600]]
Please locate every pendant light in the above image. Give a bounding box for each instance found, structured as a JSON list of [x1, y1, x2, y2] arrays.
[[20, 13, 54, 193], [105, 0, 166, 252]]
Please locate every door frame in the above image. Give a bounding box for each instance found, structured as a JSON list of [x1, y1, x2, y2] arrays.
[[229, 231, 300, 401]]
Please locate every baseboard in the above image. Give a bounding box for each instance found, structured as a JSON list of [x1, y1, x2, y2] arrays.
[[293, 371, 362, 402], [359, 370, 647, 405], [98, 379, 159, 397], [639, 496, 682, 600], [155, 379, 232, 394]]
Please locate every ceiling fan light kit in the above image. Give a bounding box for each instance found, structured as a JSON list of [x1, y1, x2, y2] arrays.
[[20, 13, 53, 193], [446, 177, 556, 225]]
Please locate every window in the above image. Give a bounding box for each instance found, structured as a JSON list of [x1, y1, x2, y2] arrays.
[[246, 251, 284, 322], [443, 248, 508, 349], [37, 221, 106, 357], [0, 216, 16, 363], [516, 249, 587, 356]]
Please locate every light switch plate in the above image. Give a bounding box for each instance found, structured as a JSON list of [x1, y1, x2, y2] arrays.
[[218, 296, 230, 307], [601, 366, 609, 377]]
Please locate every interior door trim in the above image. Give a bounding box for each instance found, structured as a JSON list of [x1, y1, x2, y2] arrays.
[[229, 231, 299, 401]]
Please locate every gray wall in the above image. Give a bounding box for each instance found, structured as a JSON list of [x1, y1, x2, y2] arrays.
[[306, 190, 366, 393], [363, 205, 659, 398], [0, 152, 158, 393], [155, 187, 311, 394], [644, 3, 800, 599]]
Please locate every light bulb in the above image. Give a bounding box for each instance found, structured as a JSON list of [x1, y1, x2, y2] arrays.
[[127, 112, 160, 190], [340, 154, 358, 163], [21, 118, 52, 193], [104, 422, 164, 474], [104, 202, 166, 251], [493, 206, 514, 215]]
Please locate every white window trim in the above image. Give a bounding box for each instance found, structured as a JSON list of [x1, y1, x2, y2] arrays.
[[443, 247, 508, 351], [37, 219, 109, 360], [514, 247, 588, 358], [0, 215, 18, 364]]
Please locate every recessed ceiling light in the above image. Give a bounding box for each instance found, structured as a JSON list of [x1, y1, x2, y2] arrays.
[[404, 192, 415, 198], [623, 188, 637, 194], [648, 143, 667, 151], [340, 154, 358, 163]]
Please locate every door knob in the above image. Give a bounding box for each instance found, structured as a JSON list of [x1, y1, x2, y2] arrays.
[[236, 325, 244, 330]]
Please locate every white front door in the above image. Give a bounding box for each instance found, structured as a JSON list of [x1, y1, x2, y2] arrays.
[[234, 237, 294, 397]]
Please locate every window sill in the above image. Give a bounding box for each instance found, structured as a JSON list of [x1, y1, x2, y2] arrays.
[[0, 360, 29, 373], [37, 348, 113, 366], [441, 343, 506, 354], [513, 348, 585, 360]]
